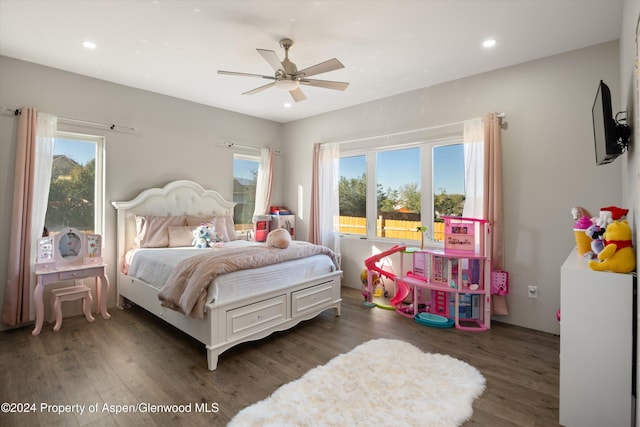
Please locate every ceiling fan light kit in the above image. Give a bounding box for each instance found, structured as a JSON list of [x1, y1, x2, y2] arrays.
[[274, 78, 299, 91], [218, 38, 349, 103]]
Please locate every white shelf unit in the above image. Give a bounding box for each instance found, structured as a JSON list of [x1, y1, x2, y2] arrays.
[[559, 250, 636, 427]]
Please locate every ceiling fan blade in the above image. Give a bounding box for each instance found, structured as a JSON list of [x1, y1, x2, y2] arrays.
[[299, 79, 350, 91], [290, 87, 307, 102], [257, 49, 283, 72], [218, 70, 275, 80], [296, 58, 344, 78], [243, 82, 276, 95]]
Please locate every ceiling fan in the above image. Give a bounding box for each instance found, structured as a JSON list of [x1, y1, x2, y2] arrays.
[[217, 38, 349, 102]]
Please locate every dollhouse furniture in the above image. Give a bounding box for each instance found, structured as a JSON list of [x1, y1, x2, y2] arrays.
[[32, 228, 110, 336], [559, 249, 636, 426], [50, 284, 94, 331], [399, 217, 491, 331]]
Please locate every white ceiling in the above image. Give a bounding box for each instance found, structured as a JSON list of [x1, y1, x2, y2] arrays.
[[0, 0, 623, 123]]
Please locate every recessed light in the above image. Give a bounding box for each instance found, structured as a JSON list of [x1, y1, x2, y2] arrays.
[[82, 41, 97, 50], [482, 39, 496, 48], [284, 103, 292, 108]]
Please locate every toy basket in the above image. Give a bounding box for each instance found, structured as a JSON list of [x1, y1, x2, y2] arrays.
[[490, 270, 509, 295]]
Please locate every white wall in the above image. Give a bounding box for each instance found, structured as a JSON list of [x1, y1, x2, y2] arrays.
[[621, 1, 639, 262], [0, 57, 283, 330], [619, 1, 640, 424], [281, 41, 622, 334]]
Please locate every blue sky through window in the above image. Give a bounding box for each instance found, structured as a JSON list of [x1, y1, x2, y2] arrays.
[[55, 138, 95, 164], [234, 159, 259, 180], [340, 144, 464, 195]]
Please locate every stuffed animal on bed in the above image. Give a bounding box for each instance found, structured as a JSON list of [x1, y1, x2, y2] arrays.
[[266, 228, 291, 249], [589, 220, 636, 273], [192, 223, 223, 248]]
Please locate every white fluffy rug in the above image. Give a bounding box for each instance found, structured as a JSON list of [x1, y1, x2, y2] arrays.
[[228, 338, 485, 427]]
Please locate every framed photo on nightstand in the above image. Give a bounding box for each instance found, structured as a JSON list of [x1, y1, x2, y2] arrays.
[[35, 236, 55, 271], [85, 233, 102, 263]]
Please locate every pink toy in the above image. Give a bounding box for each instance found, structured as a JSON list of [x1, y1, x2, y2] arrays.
[[391, 271, 426, 318], [490, 271, 509, 295], [363, 245, 406, 307]]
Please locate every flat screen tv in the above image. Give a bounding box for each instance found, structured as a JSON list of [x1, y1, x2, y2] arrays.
[[592, 80, 630, 165]]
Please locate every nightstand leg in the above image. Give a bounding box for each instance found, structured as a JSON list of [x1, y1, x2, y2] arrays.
[[83, 291, 95, 323], [32, 280, 45, 336], [97, 274, 111, 319]]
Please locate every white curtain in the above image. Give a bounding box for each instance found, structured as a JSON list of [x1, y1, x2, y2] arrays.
[[462, 113, 507, 315], [33, 113, 57, 237], [308, 142, 340, 255], [253, 147, 274, 217], [462, 117, 484, 219]]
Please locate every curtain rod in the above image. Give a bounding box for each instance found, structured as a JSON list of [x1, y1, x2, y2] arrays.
[[219, 140, 284, 156], [1, 106, 137, 133], [325, 113, 506, 146], [220, 140, 261, 152]]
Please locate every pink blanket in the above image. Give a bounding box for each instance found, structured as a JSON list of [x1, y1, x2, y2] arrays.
[[158, 242, 339, 318]]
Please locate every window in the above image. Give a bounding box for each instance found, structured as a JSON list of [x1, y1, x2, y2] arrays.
[[376, 147, 421, 239], [339, 138, 465, 243], [233, 153, 259, 231], [338, 155, 367, 235], [44, 132, 104, 235]]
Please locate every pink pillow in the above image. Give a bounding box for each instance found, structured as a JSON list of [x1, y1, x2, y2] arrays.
[[168, 226, 195, 247], [186, 216, 230, 242], [135, 215, 186, 248]]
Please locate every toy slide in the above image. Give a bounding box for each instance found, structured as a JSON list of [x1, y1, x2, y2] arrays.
[[391, 272, 428, 317], [390, 279, 409, 307], [364, 245, 406, 281], [363, 245, 406, 307]]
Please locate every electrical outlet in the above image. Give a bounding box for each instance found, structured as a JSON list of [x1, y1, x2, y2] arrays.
[[528, 285, 538, 299]]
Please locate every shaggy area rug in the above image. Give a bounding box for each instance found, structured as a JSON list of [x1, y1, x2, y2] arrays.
[[228, 338, 485, 426]]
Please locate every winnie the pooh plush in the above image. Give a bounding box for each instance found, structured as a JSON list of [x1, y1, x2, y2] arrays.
[[589, 220, 636, 273]]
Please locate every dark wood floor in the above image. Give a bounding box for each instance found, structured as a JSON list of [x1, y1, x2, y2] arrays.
[[0, 287, 560, 426]]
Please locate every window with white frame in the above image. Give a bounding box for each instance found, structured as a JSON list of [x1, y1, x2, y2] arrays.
[[44, 131, 104, 235], [233, 153, 260, 231], [338, 137, 465, 243]]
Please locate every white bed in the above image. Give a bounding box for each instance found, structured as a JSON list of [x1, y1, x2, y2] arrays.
[[112, 180, 342, 370]]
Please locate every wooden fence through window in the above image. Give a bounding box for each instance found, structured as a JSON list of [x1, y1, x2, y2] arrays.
[[339, 215, 444, 241]]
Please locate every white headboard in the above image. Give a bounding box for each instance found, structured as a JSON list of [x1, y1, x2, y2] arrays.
[[111, 180, 235, 269]]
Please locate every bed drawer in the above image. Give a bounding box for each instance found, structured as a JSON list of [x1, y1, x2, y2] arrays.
[[291, 282, 334, 318], [226, 295, 287, 340]]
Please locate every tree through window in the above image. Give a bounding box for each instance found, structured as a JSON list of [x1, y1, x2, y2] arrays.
[[45, 132, 104, 235]]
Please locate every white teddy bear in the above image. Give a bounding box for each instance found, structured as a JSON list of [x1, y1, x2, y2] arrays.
[[192, 223, 222, 248]]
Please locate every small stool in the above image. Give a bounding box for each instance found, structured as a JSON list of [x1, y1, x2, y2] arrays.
[[50, 285, 95, 331]]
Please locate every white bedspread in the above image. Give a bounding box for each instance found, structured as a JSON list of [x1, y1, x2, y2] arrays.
[[126, 241, 337, 306]]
